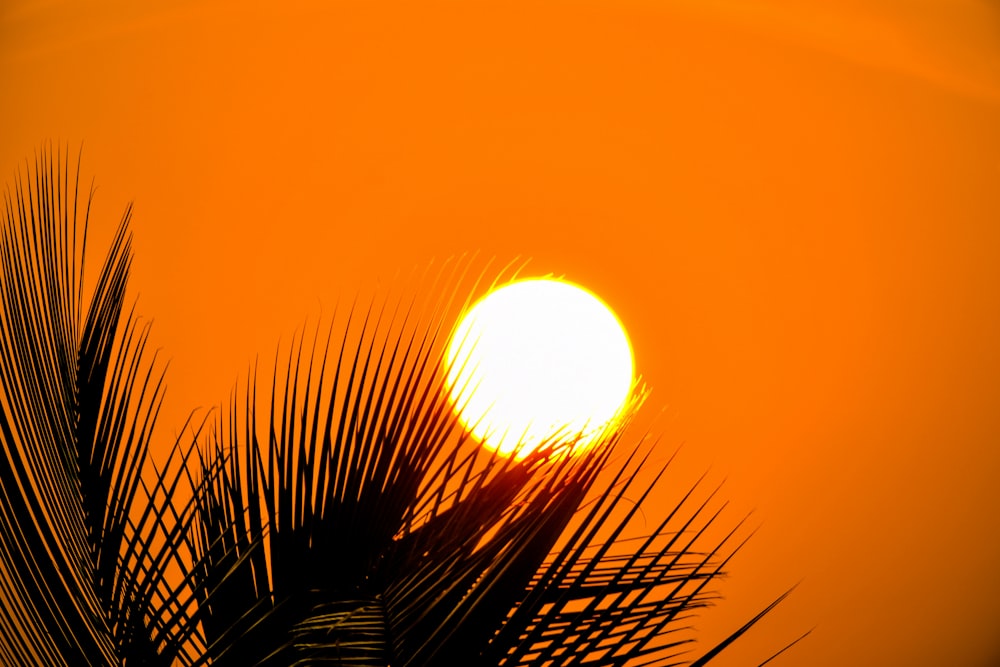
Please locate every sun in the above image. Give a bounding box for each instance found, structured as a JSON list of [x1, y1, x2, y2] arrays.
[[444, 278, 635, 459]]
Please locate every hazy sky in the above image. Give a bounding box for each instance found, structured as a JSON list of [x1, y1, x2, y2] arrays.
[[3, 2, 1000, 665]]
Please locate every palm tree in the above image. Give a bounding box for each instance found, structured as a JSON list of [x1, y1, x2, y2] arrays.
[[0, 146, 806, 666]]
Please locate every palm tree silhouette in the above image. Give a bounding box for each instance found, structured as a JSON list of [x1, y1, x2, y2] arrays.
[[0, 146, 805, 666]]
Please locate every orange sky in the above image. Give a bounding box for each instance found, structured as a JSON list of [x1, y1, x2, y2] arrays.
[[3, 1, 1000, 665]]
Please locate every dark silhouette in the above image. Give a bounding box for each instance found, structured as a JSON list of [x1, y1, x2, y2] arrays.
[[0, 146, 805, 666]]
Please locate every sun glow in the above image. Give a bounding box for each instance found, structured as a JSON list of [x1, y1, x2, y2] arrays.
[[444, 278, 635, 459]]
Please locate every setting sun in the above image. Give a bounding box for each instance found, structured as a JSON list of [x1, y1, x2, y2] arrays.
[[444, 278, 634, 458]]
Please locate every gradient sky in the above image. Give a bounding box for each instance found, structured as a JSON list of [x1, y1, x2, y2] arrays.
[[3, 1, 1000, 665]]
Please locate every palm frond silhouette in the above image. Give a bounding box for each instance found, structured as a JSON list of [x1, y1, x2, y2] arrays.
[[0, 147, 805, 666]]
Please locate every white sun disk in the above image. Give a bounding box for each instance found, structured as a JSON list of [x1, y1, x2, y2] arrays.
[[444, 279, 634, 458]]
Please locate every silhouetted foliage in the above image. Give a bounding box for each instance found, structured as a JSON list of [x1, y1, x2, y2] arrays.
[[0, 146, 806, 666]]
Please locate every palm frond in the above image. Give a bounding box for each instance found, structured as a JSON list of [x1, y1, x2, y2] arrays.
[[0, 149, 802, 666], [183, 267, 794, 666], [0, 146, 189, 665]]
